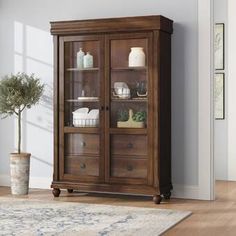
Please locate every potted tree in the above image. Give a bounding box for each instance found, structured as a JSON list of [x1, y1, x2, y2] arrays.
[[0, 72, 44, 195]]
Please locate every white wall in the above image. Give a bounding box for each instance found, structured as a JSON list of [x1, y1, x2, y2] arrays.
[[214, 0, 228, 180], [0, 0, 199, 197], [227, 0, 236, 180]]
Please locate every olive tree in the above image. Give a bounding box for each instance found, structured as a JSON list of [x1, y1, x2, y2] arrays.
[[0, 73, 44, 153]]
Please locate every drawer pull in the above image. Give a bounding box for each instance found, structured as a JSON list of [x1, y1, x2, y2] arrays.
[[80, 141, 86, 147], [127, 165, 133, 171], [127, 143, 133, 149], [80, 163, 86, 169]]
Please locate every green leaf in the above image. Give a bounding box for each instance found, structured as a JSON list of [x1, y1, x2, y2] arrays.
[[0, 72, 44, 117]]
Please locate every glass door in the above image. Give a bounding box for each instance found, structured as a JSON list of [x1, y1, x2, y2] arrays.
[[59, 35, 105, 182], [106, 33, 153, 185]]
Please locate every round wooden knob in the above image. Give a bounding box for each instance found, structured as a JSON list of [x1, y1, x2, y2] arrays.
[[80, 163, 86, 169], [127, 165, 133, 171], [80, 141, 86, 147], [127, 143, 133, 149]]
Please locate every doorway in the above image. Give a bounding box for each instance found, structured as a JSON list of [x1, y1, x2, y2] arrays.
[[214, 0, 236, 194]]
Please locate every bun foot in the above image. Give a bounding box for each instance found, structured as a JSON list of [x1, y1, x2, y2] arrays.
[[52, 188, 61, 197], [67, 189, 73, 193], [153, 194, 162, 204]]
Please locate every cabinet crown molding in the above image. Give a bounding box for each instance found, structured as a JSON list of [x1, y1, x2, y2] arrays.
[[50, 15, 173, 35]]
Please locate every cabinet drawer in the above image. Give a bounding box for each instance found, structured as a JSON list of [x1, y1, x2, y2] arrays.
[[65, 134, 99, 155], [111, 157, 147, 179], [65, 156, 99, 176], [111, 135, 147, 156]]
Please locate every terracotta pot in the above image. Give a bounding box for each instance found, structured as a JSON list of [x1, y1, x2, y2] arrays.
[[10, 153, 31, 195]]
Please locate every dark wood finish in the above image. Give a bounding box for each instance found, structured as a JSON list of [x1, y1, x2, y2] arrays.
[[51, 15, 173, 204], [52, 181, 157, 195], [163, 192, 171, 200], [51, 15, 173, 35], [65, 134, 99, 155], [153, 194, 162, 204], [64, 127, 100, 134], [53, 35, 59, 181], [111, 158, 147, 179], [52, 188, 61, 197], [109, 128, 147, 135], [156, 30, 173, 193], [111, 135, 147, 156], [65, 156, 99, 176]]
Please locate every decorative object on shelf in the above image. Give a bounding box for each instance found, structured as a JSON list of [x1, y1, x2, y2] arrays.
[[128, 47, 145, 67], [76, 48, 85, 69], [214, 23, 224, 70], [132, 111, 147, 122], [117, 109, 129, 122], [72, 108, 99, 127], [117, 109, 145, 128], [214, 73, 225, 120], [136, 80, 148, 97], [113, 82, 130, 99], [0, 72, 44, 195], [81, 90, 85, 97], [83, 52, 94, 68]]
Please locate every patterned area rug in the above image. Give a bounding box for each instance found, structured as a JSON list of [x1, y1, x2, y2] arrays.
[[0, 197, 191, 236]]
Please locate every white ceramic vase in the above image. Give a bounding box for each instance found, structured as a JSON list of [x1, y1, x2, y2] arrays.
[[128, 47, 145, 67]]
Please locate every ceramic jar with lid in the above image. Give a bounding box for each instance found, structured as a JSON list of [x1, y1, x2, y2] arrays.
[[128, 47, 145, 67]]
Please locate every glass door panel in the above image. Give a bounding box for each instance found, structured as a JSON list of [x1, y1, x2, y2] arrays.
[[109, 38, 149, 129], [64, 40, 101, 128], [59, 36, 104, 182], [106, 34, 151, 185]]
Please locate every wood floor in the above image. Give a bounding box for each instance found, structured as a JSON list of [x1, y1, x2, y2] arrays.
[[1, 180, 236, 235]]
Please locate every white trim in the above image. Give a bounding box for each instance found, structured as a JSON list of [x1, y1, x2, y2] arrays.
[[0, 174, 199, 199], [0, 175, 199, 200], [198, 0, 215, 200], [227, 0, 236, 181], [172, 184, 200, 200], [0, 174, 198, 199], [0, 175, 51, 189]]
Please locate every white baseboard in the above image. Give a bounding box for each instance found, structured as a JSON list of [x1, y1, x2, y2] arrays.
[[0, 174, 200, 199], [0, 175, 51, 189]]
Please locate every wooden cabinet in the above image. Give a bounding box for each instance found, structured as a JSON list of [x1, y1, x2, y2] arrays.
[[51, 15, 173, 204]]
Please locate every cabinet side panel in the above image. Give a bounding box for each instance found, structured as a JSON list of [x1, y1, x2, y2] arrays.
[[53, 35, 59, 181], [159, 32, 172, 193]]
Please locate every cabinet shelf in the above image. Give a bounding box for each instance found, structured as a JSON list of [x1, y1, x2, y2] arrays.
[[67, 67, 99, 72], [109, 128, 147, 135], [64, 126, 100, 134], [111, 66, 147, 72], [66, 98, 99, 103], [111, 98, 147, 102]]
